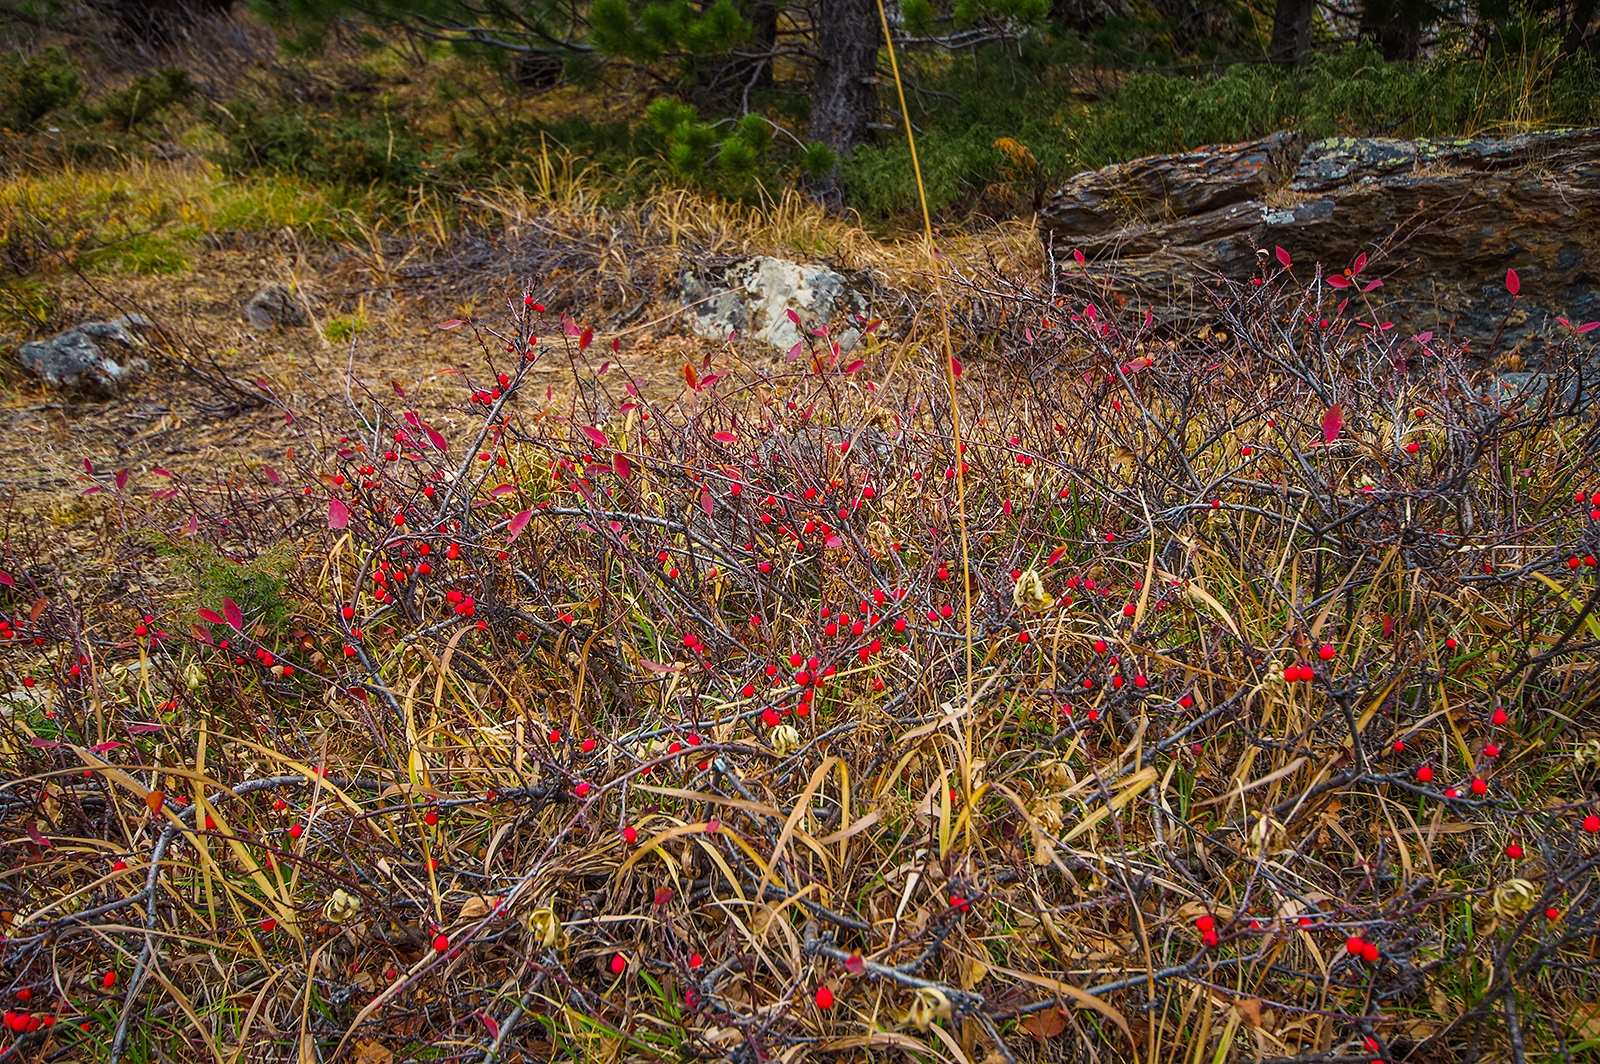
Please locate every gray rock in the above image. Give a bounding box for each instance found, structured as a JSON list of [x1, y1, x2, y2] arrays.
[[15, 314, 154, 398], [1483, 371, 1597, 410], [244, 283, 309, 329], [1039, 127, 1600, 364], [679, 257, 869, 354]]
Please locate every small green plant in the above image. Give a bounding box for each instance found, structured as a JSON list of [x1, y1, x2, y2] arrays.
[[322, 313, 367, 343]]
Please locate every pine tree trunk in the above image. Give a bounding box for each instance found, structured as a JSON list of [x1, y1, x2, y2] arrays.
[[1559, 0, 1598, 59], [807, 0, 879, 206], [1268, 0, 1315, 65]]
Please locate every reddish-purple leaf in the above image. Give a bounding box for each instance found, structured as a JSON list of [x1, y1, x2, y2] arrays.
[[30, 737, 61, 748], [1072, 249, 1085, 265], [263, 465, 280, 485], [579, 426, 608, 449], [825, 535, 843, 549], [701, 493, 715, 518], [863, 318, 882, 335], [579, 327, 593, 351], [90, 741, 125, 753], [786, 308, 801, 325], [950, 357, 963, 378], [184, 514, 198, 537], [1382, 613, 1395, 638], [1326, 275, 1351, 289], [190, 623, 212, 643], [713, 431, 738, 443], [507, 509, 533, 544], [1024, 325, 1035, 344], [1275, 246, 1291, 267], [328, 498, 350, 530], [844, 360, 864, 374], [639, 659, 684, 674], [1416, 331, 1434, 344], [1144, 307, 1154, 328], [84, 459, 94, 474], [127, 722, 166, 734], [435, 319, 466, 330], [223, 599, 243, 631], [1321, 404, 1344, 444], [625, 381, 639, 397], [1363, 279, 1383, 292], [612, 337, 620, 354], [1047, 546, 1066, 566], [1580, 321, 1600, 333], [787, 341, 804, 363], [154, 467, 172, 478], [1505, 268, 1520, 295], [0, 571, 11, 587], [563, 317, 580, 337], [1352, 252, 1367, 276], [613, 453, 631, 479], [197, 608, 225, 625], [115, 469, 128, 491], [478, 1013, 500, 1040], [490, 484, 517, 497], [26, 823, 50, 848], [83, 486, 104, 496], [426, 427, 448, 453], [845, 950, 866, 974]]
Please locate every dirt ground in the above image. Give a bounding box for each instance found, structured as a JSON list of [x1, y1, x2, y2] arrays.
[[0, 241, 753, 524]]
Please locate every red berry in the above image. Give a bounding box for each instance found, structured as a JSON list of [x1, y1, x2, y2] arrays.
[[1470, 778, 1487, 795], [1547, 907, 1561, 921], [815, 985, 834, 1009], [575, 782, 591, 798], [1318, 644, 1336, 661], [623, 825, 638, 844], [1506, 843, 1523, 858], [1195, 915, 1214, 932], [1361, 942, 1379, 962], [1417, 766, 1433, 783], [434, 934, 449, 952], [1346, 936, 1364, 954], [1492, 709, 1508, 725], [424, 810, 438, 826], [610, 954, 627, 974], [1584, 815, 1600, 833], [582, 738, 596, 753], [103, 971, 116, 989], [288, 824, 303, 839]]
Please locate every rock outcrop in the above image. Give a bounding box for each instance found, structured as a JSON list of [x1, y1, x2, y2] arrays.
[[1040, 127, 1600, 364]]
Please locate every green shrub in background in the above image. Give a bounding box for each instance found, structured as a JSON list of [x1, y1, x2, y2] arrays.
[[211, 97, 425, 186], [0, 47, 81, 131], [845, 38, 1600, 221]]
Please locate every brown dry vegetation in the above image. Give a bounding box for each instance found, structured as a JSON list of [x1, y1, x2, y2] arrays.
[[2, 128, 1600, 1064]]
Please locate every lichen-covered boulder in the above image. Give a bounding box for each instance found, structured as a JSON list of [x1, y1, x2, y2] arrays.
[[14, 314, 155, 398], [679, 257, 869, 354]]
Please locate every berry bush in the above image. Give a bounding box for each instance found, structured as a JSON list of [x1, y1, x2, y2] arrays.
[[1, 252, 1598, 1063]]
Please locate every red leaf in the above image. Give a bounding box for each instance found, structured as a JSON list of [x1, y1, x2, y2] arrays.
[[579, 426, 609, 449], [950, 357, 963, 378], [786, 308, 801, 325], [613, 453, 631, 479], [701, 493, 715, 518], [84, 458, 94, 475], [507, 509, 533, 543], [844, 950, 866, 974], [426, 427, 448, 453], [625, 381, 639, 396], [1352, 252, 1367, 276], [26, 822, 51, 849], [844, 360, 864, 374], [825, 535, 843, 549], [184, 514, 198, 537], [1382, 613, 1395, 638], [1022, 1008, 1069, 1042], [1024, 326, 1035, 344], [223, 599, 243, 631], [639, 659, 685, 674], [1275, 246, 1291, 267], [263, 465, 280, 485], [197, 608, 225, 625], [90, 741, 125, 753], [435, 319, 466, 330], [1321, 404, 1344, 444], [1363, 279, 1383, 292], [1047, 546, 1066, 566], [190, 623, 212, 643], [1415, 331, 1434, 344], [1505, 268, 1520, 295], [1072, 249, 1085, 265], [579, 327, 593, 351], [564, 317, 580, 336], [683, 364, 699, 390], [1580, 321, 1600, 333], [713, 431, 738, 443], [1326, 275, 1350, 289], [127, 722, 165, 733], [612, 337, 620, 353], [787, 341, 804, 363], [115, 469, 128, 491], [328, 498, 350, 530], [490, 484, 517, 496], [863, 318, 882, 335], [0, 571, 11, 587]]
